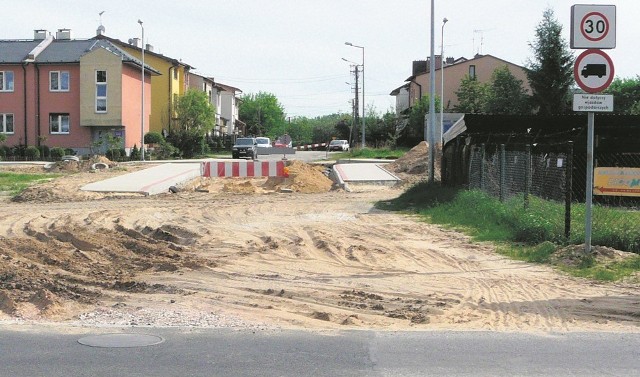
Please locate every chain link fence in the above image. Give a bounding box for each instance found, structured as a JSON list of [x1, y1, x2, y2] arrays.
[[464, 142, 640, 251]]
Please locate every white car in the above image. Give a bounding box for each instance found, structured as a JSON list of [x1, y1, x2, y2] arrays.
[[328, 139, 350, 152], [256, 137, 272, 149]]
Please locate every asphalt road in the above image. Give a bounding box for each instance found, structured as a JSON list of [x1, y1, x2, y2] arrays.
[[1, 327, 638, 376]]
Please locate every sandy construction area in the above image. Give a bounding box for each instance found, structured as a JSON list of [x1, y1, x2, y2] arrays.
[[1, 150, 639, 333]]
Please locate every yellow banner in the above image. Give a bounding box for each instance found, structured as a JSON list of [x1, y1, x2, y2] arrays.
[[594, 167, 640, 197]]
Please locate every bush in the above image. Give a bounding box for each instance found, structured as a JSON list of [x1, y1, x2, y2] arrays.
[[38, 145, 50, 160], [130, 144, 140, 161], [50, 147, 66, 160], [152, 141, 179, 160], [0, 145, 11, 159], [144, 132, 164, 145], [25, 146, 40, 160], [64, 148, 76, 156], [106, 148, 122, 161], [0, 147, 5, 160], [12, 145, 26, 158]]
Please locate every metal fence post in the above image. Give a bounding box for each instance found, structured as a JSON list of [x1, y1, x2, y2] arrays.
[[565, 141, 574, 240], [500, 144, 506, 202], [480, 144, 485, 191], [524, 144, 531, 209]]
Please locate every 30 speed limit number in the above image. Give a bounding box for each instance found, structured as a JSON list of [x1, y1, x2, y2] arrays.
[[582, 12, 608, 41]]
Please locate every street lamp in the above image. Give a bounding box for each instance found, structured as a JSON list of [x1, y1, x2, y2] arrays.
[[428, 0, 436, 182], [440, 17, 448, 145], [345, 42, 365, 148], [138, 19, 145, 161]]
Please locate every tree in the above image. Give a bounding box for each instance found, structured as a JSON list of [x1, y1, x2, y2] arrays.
[[397, 95, 441, 147], [239, 92, 286, 137], [454, 75, 487, 113], [368, 107, 400, 148], [286, 117, 313, 146], [484, 66, 532, 114], [526, 8, 574, 115], [174, 89, 216, 132], [169, 89, 216, 158], [605, 76, 640, 114]]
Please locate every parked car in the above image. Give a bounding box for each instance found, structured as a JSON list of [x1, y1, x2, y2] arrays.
[[328, 139, 350, 152], [232, 137, 257, 160], [256, 137, 272, 149]]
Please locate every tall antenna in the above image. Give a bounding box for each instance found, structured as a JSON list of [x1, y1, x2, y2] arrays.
[[97, 11, 106, 35], [472, 29, 493, 55]]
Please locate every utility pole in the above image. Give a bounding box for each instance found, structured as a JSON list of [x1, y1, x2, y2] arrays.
[[352, 65, 360, 146]]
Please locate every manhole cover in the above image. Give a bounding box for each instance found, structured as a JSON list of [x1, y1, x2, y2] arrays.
[[78, 333, 164, 348]]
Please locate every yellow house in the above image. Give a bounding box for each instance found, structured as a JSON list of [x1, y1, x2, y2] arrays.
[[96, 34, 193, 135]]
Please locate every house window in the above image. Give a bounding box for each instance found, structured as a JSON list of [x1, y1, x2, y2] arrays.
[[0, 71, 14, 92], [50, 113, 70, 134], [173, 69, 178, 80], [469, 65, 476, 79], [1, 114, 14, 134], [50, 71, 70, 91], [96, 70, 107, 112]]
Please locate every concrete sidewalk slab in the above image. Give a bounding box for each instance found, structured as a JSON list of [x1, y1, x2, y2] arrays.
[[81, 163, 201, 196], [333, 163, 401, 186]]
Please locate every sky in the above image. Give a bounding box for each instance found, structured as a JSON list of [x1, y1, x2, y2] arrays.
[[3, 1, 637, 118]]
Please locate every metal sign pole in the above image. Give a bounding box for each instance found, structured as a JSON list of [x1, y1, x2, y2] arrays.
[[585, 111, 595, 253]]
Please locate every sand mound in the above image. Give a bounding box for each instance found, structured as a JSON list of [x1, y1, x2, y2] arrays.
[[264, 160, 333, 193], [550, 244, 637, 268], [224, 180, 257, 194], [387, 141, 429, 175], [384, 141, 440, 185]]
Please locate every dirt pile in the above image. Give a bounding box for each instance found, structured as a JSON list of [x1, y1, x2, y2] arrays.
[[264, 160, 333, 193], [550, 244, 637, 268], [44, 156, 115, 173], [223, 180, 258, 194], [387, 141, 429, 175], [0, 219, 213, 319], [384, 141, 441, 184]]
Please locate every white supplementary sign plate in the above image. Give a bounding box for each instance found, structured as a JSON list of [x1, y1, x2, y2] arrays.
[[571, 4, 616, 49], [573, 94, 614, 112]]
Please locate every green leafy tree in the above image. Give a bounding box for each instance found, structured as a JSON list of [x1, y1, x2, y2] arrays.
[[484, 66, 532, 114], [630, 100, 640, 115], [526, 8, 574, 115], [398, 95, 441, 147], [454, 75, 487, 113], [239, 92, 286, 137], [286, 117, 313, 146], [605, 76, 640, 114], [174, 89, 216, 132], [169, 89, 216, 158]]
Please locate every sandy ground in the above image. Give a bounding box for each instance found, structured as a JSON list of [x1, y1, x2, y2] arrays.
[[1, 149, 639, 333]]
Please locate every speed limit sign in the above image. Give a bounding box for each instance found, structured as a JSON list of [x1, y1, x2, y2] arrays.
[[571, 4, 616, 49]]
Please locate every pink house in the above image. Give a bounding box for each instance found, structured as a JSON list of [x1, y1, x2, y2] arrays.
[[0, 29, 159, 156]]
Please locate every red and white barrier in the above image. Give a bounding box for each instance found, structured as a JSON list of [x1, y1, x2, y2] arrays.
[[201, 161, 286, 178], [295, 142, 327, 151]]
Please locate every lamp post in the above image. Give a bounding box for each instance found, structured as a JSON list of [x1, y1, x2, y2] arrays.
[[428, 0, 436, 182], [440, 17, 448, 146], [345, 42, 364, 148], [138, 19, 145, 161]]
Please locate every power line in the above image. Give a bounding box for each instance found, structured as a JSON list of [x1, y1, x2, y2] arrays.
[[213, 74, 344, 84]]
